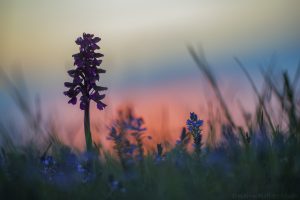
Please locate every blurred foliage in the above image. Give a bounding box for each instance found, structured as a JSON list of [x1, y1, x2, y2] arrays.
[[1, 51, 300, 199]]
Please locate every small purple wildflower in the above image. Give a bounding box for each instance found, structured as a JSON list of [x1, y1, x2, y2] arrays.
[[129, 144, 138, 155], [41, 155, 56, 168], [107, 127, 122, 142], [125, 114, 146, 132], [108, 174, 126, 193], [64, 33, 107, 152], [186, 112, 203, 132], [77, 163, 86, 174], [64, 33, 107, 111], [40, 155, 57, 181], [76, 154, 96, 183], [186, 112, 203, 154]]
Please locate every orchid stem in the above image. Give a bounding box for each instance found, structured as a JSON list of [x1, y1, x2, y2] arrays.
[[84, 100, 93, 152]]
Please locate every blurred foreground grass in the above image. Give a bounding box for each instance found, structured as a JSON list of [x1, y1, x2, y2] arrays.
[[1, 50, 300, 200]]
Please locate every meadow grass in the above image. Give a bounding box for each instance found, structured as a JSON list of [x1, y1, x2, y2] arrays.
[[1, 49, 300, 200]]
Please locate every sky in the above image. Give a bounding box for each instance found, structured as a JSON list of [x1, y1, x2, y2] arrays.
[[1, 0, 300, 148]]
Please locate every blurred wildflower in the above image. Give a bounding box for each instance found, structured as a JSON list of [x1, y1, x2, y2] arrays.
[[76, 160, 95, 183], [107, 127, 132, 171], [186, 112, 203, 154], [124, 109, 146, 132], [76, 163, 86, 173], [63, 33, 107, 152], [123, 143, 137, 156], [107, 127, 122, 143], [108, 109, 148, 171], [122, 140, 136, 160], [186, 112, 203, 132], [64, 33, 107, 110], [131, 131, 145, 162], [40, 155, 57, 181], [108, 174, 127, 193], [123, 109, 146, 161], [41, 155, 56, 168]]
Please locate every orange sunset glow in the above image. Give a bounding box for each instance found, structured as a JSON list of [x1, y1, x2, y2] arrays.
[[1, 1, 299, 126]]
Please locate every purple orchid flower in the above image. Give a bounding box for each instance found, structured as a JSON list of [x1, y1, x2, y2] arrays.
[[64, 33, 107, 152]]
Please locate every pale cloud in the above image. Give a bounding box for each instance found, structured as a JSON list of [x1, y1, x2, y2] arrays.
[[0, 0, 299, 69]]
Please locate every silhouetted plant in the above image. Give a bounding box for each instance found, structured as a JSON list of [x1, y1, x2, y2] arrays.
[[107, 127, 128, 171], [186, 112, 203, 155], [64, 33, 107, 152], [125, 109, 146, 162], [108, 108, 147, 171]]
